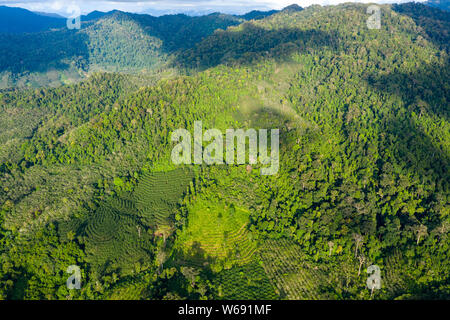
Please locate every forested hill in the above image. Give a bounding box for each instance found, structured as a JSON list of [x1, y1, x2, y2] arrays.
[[0, 3, 449, 300], [0, 7, 280, 88], [393, 2, 450, 50]]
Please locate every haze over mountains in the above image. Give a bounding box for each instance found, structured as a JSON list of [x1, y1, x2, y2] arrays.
[[0, 4, 284, 34], [1, 1, 448, 35], [0, 5, 66, 33], [425, 0, 450, 11]]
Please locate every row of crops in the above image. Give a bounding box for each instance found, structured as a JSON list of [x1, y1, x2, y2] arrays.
[[258, 238, 324, 300], [191, 223, 257, 265], [57, 168, 195, 275], [214, 261, 279, 299], [133, 168, 194, 227], [198, 229, 255, 269], [106, 275, 150, 300], [58, 166, 329, 299], [173, 196, 259, 270], [384, 250, 409, 297], [80, 199, 154, 275]]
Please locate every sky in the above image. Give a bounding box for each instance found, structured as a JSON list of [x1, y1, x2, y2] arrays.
[[0, 0, 426, 16]]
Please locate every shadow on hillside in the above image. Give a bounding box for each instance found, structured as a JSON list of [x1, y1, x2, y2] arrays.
[[385, 114, 449, 179], [171, 241, 218, 269], [362, 41, 449, 193], [0, 29, 89, 74], [131, 12, 245, 53], [173, 23, 340, 70], [365, 60, 449, 122], [392, 3, 450, 51], [411, 277, 450, 299], [329, 6, 449, 230]]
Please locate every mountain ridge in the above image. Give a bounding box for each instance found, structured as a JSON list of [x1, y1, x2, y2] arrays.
[[0, 6, 65, 33]]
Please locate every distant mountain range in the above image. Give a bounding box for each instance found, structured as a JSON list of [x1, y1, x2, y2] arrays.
[[0, 1, 448, 88], [0, 5, 282, 35], [0, 6, 66, 33], [0, 1, 447, 88], [0, 5, 295, 88], [32, 11, 65, 19], [0, 2, 446, 35], [425, 0, 450, 11]]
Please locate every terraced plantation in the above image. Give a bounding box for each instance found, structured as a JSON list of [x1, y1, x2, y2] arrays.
[[214, 261, 279, 299], [259, 238, 325, 300], [80, 199, 154, 275], [174, 198, 257, 270], [384, 250, 410, 298], [134, 168, 194, 228], [196, 223, 257, 265], [106, 275, 150, 300]]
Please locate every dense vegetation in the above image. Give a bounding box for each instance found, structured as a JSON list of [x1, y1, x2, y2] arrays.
[[0, 3, 449, 300], [0, 9, 281, 89]]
